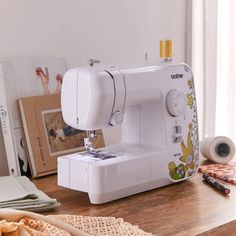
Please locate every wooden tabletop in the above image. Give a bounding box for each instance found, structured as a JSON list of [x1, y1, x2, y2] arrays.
[[32, 171, 236, 236]]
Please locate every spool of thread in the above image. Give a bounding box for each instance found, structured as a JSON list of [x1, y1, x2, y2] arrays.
[[200, 136, 235, 163]]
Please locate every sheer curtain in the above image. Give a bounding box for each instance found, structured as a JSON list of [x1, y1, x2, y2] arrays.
[[192, 0, 236, 143], [215, 0, 236, 141]]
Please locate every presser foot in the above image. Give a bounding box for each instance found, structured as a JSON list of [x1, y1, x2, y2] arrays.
[[83, 133, 118, 160], [80, 150, 118, 160]]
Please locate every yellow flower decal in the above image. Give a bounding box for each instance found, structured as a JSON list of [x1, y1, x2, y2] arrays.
[[187, 79, 193, 89], [179, 130, 195, 171], [187, 94, 193, 108], [188, 123, 193, 129], [168, 162, 176, 172]]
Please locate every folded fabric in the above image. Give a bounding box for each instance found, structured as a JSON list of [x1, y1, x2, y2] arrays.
[[0, 176, 60, 211], [0, 209, 153, 236]]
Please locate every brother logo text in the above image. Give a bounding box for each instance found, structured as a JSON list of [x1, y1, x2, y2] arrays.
[[171, 74, 183, 79]]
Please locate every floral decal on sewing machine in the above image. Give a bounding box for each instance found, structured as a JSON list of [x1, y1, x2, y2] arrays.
[[168, 77, 199, 181]]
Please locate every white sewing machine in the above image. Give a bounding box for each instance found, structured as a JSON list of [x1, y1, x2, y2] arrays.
[[58, 43, 199, 204]]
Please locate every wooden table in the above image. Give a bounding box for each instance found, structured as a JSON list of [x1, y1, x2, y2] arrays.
[[32, 171, 236, 236]]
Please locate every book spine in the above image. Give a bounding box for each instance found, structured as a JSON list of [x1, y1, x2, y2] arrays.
[[0, 63, 20, 175], [18, 100, 37, 177]]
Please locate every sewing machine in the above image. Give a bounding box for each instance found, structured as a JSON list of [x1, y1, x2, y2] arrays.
[[58, 50, 199, 204]]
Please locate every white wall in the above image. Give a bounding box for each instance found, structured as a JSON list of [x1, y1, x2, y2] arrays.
[[0, 0, 187, 145]]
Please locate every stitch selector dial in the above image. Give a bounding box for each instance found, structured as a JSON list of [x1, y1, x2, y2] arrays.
[[166, 89, 186, 117]]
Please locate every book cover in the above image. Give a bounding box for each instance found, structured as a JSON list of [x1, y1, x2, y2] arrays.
[[0, 59, 66, 176], [18, 94, 105, 178]]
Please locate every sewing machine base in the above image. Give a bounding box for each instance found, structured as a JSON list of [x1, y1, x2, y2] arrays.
[[58, 143, 195, 204]]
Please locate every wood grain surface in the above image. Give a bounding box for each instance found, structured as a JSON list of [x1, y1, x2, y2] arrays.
[[32, 172, 236, 236]]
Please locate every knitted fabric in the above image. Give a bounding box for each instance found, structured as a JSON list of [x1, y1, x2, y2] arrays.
[[51, 215, 154, 236], [0, 214, 154, 236]]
